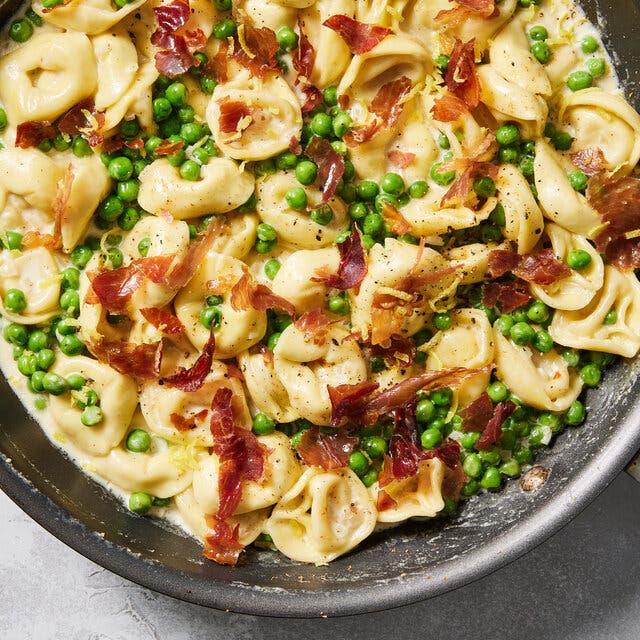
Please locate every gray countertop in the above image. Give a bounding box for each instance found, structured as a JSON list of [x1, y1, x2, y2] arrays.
[[2, 472, 640, 639]]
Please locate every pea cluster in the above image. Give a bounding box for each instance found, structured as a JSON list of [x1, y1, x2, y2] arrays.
[[7, 7, 42, 45], [261, 310, 292, 352], [566, 35, 606, 92], [528, 25, 551, 65], [199, 295, 223, 331]]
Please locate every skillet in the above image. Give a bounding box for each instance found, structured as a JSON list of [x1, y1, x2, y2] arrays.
[[0, 0, 640, 618]]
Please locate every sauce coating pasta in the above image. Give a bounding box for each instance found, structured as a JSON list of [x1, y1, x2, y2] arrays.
[[0, 0, 639, 566]]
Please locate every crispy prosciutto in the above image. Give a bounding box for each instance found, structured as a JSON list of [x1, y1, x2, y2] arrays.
[[322, 14, 392, 54], [483, 279, 531, 313], [570, 147, 606, 176], [163, 327, 216, 392], [368, 334, 416, 368], [293, 19, 315, 79], [431, 93, 469, 123], [204, 39, 229, 83], [388, 150, 416, 169], [474, 399, 516, 450], [203, 387, 265, 565], [152, 0, 198, 78], [88, 339, 162, 380], [140, 307, 185, 335], [58, 98, 105, 147], [170, 409, 208, 431], [328, 380, 380, 427], [312, 224, 367, 290], [380, 201, 412, 235], [436, 0, 496, 28], [440, 160, 498, 207], [444, 38, 481, 110], [361, 366, 488, 426], [89, 255, 176, 313], [344, 76, 412, 146], [232, 25, 280, 78], [15, 121, 57, 149], [488, 249, 571, 285], [293, 309, 332, 345], [296, 426, 358, 469], [153, 138, 185, 156], [230, 269, 296, 316], [459, 391, 494, 432], [217, 99, 253, 135], [587, 172, 640, 269], [305, 136, 345, 206]]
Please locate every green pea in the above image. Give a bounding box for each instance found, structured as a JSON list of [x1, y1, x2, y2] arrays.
[[479, 448, 501, 466], [323, 86, 338, 107], [603, 308, 617, 325], [561, 348, 581, 368], [328, 295, 349, 315], [256, 223, 278, 243], [276, 25, 298, 51], [564, 400, 586, 425], [2, 230, 22, 250], [332, 112, 352, 138], [510, 321, 535, 346], [120, 119, 139, 138], [123, 428, 151, 453], [586, 57, 606, 77], [345, 450, 368, 476], [480, 466, 502, 489], [17, 353, 38, 377], [309, 205, 333, 226], [462, 452, 482, 478], [527, 301, 550, 324], [3, 323, 28, 346], [275, 152, 298, 170], [499, 459, 521, 477], [567, 70, 593, 92], [29, 370, 46, 393], [380, 173, 405, 196], [486, 380, 509, 403], [4, 288, 27, 313], [519, 155, 534, 178], [461, 479, 479, 497], [420, 428, 443, 450], [72, 387, 98, 409], [430, 162, 456, 186], [361, 234, 375, 250], [129, 491, 153, 514], [513, 446, 533, 465], [568, 169, 588, 192], [369, 355, 385, 373], [116, 179, 139, 203], [498, 146, 520, 164], [495, 124, 520, 146], [164, 82, 187, 107], [499, 429, 517, 451], [431, 312, 451, 331], [362, 436, 387, 459], [265, 330, 280, 351], [0, 108, 6, 133], [59, 335, 84, 356], [200, 306, 222, 330], [490, 316, 511, 338], [199, 75, 217, 94], [264, 259, 281, 280], [580, 363, 601, 387], [42, 372, 68, 395], [107, 248, 123, 269], [179, 122, 201, 145], [310, 112, 333, 138], [177, 159, 200, 181], [79, 405, 103, 427], [580, 35, 599, 54], [255, 239, 275, 254], [471, 177, 496, 199], [205, 295, 223, 307], [531, 41, 551, 64], [437, 134, 450, 149], [191, 148, 209, 166], [138, 237, 151, 257], [152, 97, 172, 123], [459, 432, 479, 451], [285, 187, 307, 210], [415, 398, 436, 423], [295, 160, 318, 186], [357, 180, 379, 201], [214, 17, 237, 38], [56, 317, 77, 336], [59, 268, 80, 292], [71, 136, 92, 158], [9, 18, 33, 43], [407, 180, 428, 199], [533, 330, 553, 353], [66, 373, 86, 391], [538, 411, 562, 433], [108, 156, 133, 181], [250, 411, 275, 436], [253, 159, 276, 177], [118, 207, 140, 231], [59, 290, 80, 314], [590, 351, 615, 367], [550, 131, 572, 152], [98, 195, 124, 222], [529, 25, 548, 41], [431, 387, 452, 407], [177, 106, 195, 125], [27, 330, 48, 352], [566, 249, 592, 270], [362, 212, 384, 236], [435, 54, 449, 72]]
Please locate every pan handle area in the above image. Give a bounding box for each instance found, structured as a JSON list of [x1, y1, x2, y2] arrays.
[[626, 453, 640, 482]]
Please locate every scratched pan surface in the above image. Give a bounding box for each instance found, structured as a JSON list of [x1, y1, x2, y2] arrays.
[[1, 0, 640, 618]]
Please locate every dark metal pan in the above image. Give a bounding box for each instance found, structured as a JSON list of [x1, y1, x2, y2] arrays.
[[1, 0, 640, 618]]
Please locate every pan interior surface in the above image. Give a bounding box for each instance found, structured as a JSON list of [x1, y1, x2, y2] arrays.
[[1, 0, 640, 618]]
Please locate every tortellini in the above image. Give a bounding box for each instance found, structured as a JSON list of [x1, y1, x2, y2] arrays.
[[0, 33, 97, 124], [256, 173, 349, 249], [137, 158, 255, 219], [207, 70, 303, 161], [48, 355, 138, 456], [0, 247, 60, 325], [174, 250, 267, 357], [273, 322, 367, 425], [192, 432, 302, 515], [559, 88, 640, 175], [371, 458, 444, 523], [493, 329, 583, 411], [549, 267, 640, 358], [533, 140, 601, 237], [265, 467, 377, 564], [529, 223, 604, 311]]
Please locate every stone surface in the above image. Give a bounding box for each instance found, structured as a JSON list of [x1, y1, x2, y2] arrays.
[[1, 473, 640, 639]]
